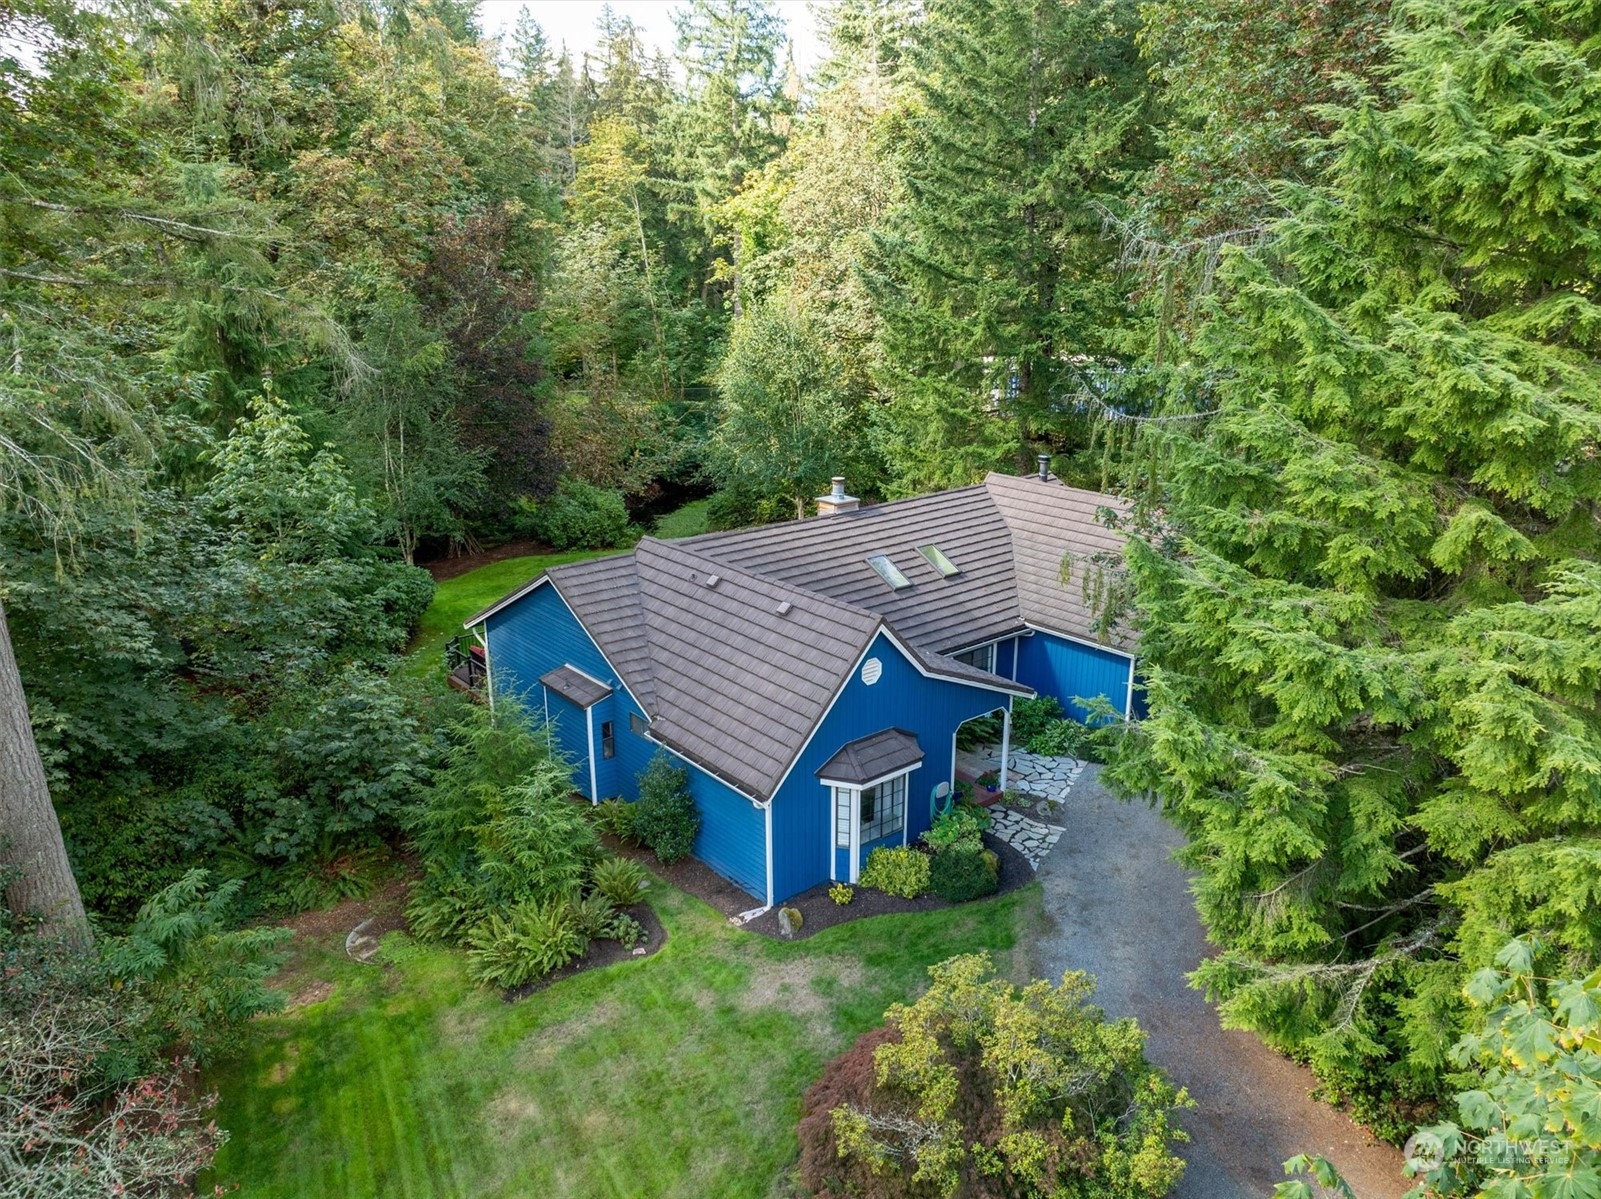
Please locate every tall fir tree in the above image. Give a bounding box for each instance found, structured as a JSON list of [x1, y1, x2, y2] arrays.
[[1104, 0, 1601, 1125], [868, 0, 1157, 493]]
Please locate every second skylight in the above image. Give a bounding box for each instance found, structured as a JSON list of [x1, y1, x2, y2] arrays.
[[916, 544, 960, 577]]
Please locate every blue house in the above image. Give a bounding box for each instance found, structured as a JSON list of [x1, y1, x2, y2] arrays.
[[464, 463, 1138, 911]]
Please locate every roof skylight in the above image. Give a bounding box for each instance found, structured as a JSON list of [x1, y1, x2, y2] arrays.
[[866, 554, 911, 590], [916, 544, 960, 577]]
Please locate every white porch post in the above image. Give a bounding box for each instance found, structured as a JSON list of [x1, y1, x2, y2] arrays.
[[848, 786, 862, 884], [998, 706, 1012, 793]]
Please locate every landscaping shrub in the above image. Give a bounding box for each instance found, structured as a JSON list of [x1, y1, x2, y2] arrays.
[[465, 899, 586, 989], [1010, 693, 1117, 762], [829, 883, 853, 906], [591, 856, 649, 906], [1025, 717, 1077, 756], [103, 868, 289, 1065], [799, 953, 1189, 1199], [407, 704, 599, 942], [569, 890, 617, 940], [1010, 695, 1065, 746], [927, 844, 999, 903], [632, 755, 701, 864], [520, 479, 631, 550], [858, 846, 930, 899], [591, 798, 639, 842], [921, 804, 990, 854], [607, 913, 645, 950]]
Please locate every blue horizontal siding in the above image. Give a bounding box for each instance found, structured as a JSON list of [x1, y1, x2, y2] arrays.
[[1016, 630, 1133, 722]]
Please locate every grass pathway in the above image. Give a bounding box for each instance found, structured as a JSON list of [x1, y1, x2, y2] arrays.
[[401, 550, 613, 681], [206, 882, 1040, 1199]]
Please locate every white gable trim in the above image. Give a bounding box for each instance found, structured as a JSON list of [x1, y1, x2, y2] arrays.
[[1022, 621, 1138, 662], [878, 626, 1033, 697], [763, 624, 886, 806], [765, 623, 1024, 805], [464, 573, 551, 629]]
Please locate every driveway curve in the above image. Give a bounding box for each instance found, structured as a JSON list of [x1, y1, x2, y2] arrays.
[[1026, 766, 1408, 1199]]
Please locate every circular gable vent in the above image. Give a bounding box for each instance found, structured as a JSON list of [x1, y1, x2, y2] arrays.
[[861, 657, 883, 686]]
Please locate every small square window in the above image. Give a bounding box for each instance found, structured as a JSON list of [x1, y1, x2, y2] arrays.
[[916, 544, 959, 577], [629, 712, 649, 737], [866, 554, 911, 589], [953, 643, 997, 673], [600, 720, 616, 759]]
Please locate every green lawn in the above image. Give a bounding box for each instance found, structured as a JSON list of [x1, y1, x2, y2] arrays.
[[653, 498, 710, 539], [404, 550, 615, 680], [205, 882, 1041, 1199]]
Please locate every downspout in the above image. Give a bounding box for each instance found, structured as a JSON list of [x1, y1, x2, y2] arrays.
[[1124, 661, 1136, 719], [585, 705, 599, 804]]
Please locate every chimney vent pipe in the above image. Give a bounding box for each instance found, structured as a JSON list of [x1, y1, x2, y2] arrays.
[[815, 476, 859, 517], [1037, 454, 1050, 482]]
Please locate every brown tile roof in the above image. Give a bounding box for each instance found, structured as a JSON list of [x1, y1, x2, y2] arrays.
[[468, 472, 1130, 800], [538, 665, 612, 709], [982, 473, 1134, 651], [815, 728, 924, 786]]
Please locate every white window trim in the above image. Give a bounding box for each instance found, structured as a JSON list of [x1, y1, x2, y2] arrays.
[[823, 769, 913, 884]]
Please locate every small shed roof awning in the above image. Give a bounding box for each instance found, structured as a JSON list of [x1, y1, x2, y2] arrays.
[[540, 665, 613, 709], [815, 728, 924, 786]]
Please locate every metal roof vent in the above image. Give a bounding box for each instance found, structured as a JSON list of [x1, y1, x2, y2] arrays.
[[705, 573, 721, 587], [1037, 453, 1051, 481], [776, 600, 792, 616]]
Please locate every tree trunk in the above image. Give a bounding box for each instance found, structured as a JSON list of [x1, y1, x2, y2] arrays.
[[0, 596, 91, 947]]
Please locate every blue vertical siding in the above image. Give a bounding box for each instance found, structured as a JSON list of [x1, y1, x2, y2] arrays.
[[682, 765, 766, 901], [1016, 630, 1133, 722], [543, 689, 592, 797], [996, 636, 1020, 680], [486, 579, 641, 801], [485, 578, 767, 898], [769, 631, 1015, 902]]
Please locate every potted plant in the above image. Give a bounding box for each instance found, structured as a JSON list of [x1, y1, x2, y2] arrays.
[[976, 769, 1001, 802]]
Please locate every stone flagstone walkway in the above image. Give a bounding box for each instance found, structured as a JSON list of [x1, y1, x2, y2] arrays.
[[987, 806, 1063, 870], [956, 743, 1087, 813], [954, 741, 1087, 870]]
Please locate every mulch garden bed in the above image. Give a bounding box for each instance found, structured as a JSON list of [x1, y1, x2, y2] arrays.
[[503, 901, 667, 1002], [602, 830, 1035, 943], [419, 537, 556, 581]]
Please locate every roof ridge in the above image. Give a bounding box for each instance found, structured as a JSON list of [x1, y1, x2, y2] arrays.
[[634, 536, 886, 625], [676, 482, 993, 550]]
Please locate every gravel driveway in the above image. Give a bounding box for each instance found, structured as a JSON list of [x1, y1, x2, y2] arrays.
[[1027, 766, 1408, 1199]]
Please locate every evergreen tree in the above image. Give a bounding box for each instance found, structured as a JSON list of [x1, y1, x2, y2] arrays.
[[1104, 0, 1601, 1123], [1138, 0, 1393, 236], [869, 0, 1157, 493], [667, 0, 793, 316]]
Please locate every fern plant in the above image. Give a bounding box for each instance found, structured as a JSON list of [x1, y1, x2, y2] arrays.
[[591, 857, 649, 906], [465, 899, 586, 990], [569, 891, 616, 940]]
